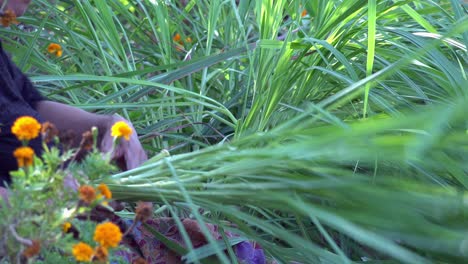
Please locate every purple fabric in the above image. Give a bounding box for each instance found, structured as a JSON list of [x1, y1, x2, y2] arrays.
[[235, 241, 266, 264], [113, 217, 266, 264]]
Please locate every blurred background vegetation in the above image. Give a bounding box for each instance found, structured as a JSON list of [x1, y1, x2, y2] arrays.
[[1, 0, 467, 263]]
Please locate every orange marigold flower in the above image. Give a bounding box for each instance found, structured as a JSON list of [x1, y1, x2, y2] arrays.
[[93, 222, 122, 248], [72, 242, 94, 262], [63, 222, 72, 233], [79, 185, 96, 204], [94, 246, 108, 262], [13, 146, 35, 167], [97, 184, 112, 199], [11, 116, 41, 141], [47, 43, 63, 57], [22, 240, 41, 258], [41, 122, 59, 143], [301, 9, 307, 17], [173, 33, 181, 42], [135, 201, 153, 222], [0, 9, 18, 27], [79, 131, 94, 151], [111, 121, 132, 141]]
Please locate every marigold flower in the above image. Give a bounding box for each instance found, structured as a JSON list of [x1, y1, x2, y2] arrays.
[[72, 242, 94, 262], [301, 9, 307, 17], [47, 43, 63, 57], [97, 184, 112, 199], [185, 37, 192, 43], [11, 116, 41, 141], [93, 222, 122, 248], [173, 33, 181, 42], [63, 222, 72, 233], [94, 246, 108, 262], [22, 240, 41, 258], [13, 146, 35, 167], [135, 201, 153, 222], [41, 121, 59, 143], [0, 9, 18, 27], [79, 185, 96, 204], [79, 131, 94, 151], [111, 121, 132, 141]]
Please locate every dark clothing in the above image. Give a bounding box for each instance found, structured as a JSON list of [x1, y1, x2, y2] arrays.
[[0, 41, 44, 186]]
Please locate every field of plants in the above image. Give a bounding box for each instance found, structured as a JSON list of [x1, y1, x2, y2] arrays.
[[1, 0, 467, 263]]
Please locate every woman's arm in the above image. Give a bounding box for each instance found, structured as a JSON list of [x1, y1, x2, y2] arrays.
[[36, 100, 147, 170]]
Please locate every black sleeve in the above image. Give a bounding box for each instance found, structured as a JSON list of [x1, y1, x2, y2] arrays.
[[0, 41, 45, 186], [0, 42, 44, 108]]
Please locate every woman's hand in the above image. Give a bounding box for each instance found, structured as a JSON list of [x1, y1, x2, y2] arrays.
[[100, 114, 147, 171]]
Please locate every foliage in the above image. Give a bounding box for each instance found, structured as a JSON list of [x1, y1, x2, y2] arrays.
[[0, 121, 128, 263], [1, 0, 467, 263]]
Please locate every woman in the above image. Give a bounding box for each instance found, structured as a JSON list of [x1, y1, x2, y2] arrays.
[[0, 1, 266, 263], [0, 0, 147, 186]]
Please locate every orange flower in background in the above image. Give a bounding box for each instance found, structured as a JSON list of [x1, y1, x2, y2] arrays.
[[173, 33, 181, 42], [111, 121, 132, 141], [13, 146, 35, 167], [94, 246, 109, 262], [97, 183, 112, 199], [72, 242, 94, 262], [79, 185, 96, 204], [0, 9, 18, 27], [47, 43, 63, 57], [301, 9, 307, 17], [22, 240, 41, 258], [93, 222, 122, 248], [41, 122, 59, 143], [135, 201, 153, 222], [11, 116, 41, 141]]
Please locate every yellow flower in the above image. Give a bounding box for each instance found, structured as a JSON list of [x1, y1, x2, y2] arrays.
[[93, 222, 122, 248], [79, 185, 96, 204], [47, 43, 63, 57], [11, 116, 41, 141], [13, 146, 35, 167], [97, 183, 112, 199], [111, 121, 132, 141], [72, 242, 93, 262], [63, 222, 72, 233]]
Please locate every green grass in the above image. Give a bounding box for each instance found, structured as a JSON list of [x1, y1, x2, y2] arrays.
[[2, 0, 467, 263]]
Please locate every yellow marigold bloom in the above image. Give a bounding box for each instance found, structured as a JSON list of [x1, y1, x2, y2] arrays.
[[97, 183, 112, 199], [13, 146, 35, 167], [63, 222, 72, 233], [94, 222, 122, 248], [72, 242, 93, 262], [79, 185, 96, 204], [185, 37, 192, 43], [0, 9, 18, 27], [111, 121, 132, 141], [11, 116, 41, 141]]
